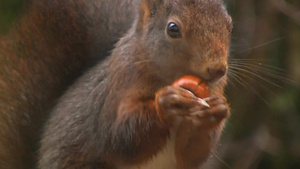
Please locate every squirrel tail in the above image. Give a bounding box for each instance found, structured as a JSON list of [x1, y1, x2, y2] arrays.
[[0, 0, 136, 168]]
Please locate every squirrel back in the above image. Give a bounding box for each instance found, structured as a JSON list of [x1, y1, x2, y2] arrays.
[[0, 0, 139, 168]]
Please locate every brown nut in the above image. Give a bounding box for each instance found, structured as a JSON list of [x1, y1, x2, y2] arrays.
[[172, 75, 209, 98]]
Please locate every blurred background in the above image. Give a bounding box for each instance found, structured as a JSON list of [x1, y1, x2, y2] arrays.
[[207, 0, 300, 169], [1, 0, 299, 169]]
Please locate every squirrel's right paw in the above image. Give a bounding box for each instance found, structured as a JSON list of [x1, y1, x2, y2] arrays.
[[155, 86, 209, 125]]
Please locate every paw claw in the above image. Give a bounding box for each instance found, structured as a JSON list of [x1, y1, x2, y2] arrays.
[[196, 98, 210, 108]]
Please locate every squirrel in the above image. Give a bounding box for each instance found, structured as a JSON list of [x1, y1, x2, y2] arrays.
[[0, 0, 139, 169], [38, 0, 232, 168]]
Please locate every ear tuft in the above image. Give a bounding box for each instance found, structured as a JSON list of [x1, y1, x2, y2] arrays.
[[137, 0, 161, 31]]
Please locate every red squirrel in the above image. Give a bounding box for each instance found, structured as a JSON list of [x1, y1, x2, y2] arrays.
[[39, 0, 232, 168], [0, 0, 138, 168]]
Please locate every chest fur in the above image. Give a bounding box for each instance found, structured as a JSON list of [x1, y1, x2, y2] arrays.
[[123, 130, 177, 169]]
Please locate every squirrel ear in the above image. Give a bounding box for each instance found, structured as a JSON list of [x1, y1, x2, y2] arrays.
[[137, 0, 160, 31]]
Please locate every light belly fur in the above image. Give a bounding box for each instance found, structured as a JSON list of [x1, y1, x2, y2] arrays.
[[123, 130, 177, 169]]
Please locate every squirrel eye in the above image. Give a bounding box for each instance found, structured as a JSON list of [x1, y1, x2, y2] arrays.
[[167, 22, 181, 38]]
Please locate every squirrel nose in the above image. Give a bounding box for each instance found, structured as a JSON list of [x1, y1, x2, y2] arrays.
[[207, 64, 227, 81]]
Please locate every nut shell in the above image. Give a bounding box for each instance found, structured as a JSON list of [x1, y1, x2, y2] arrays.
[[172, 75, 209, 98]]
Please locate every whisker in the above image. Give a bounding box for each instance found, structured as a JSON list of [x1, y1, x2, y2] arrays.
[[133, 59, 153, 65], [239, 37, 285, 54], [226, 72, 240, 90], [229, 58, 275, 62], [211, 150, 232, 169], [229, 60, 287, 73], [229, 65, 284, 89], [228, 69, 271, 105], [230, 69, 279, 98], [229, 63, 295, 85], [229, 63, 285, 81], [229, 58, 290, 73], [228, 70, 252, 90], [229, 61, 287, 74]]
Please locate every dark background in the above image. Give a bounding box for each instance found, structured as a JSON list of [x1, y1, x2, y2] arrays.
[[1, 0, 299, 169], [208, 0, 300, 169]]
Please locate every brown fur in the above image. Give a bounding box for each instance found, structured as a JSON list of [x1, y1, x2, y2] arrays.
[[39, 0, 232, 168], [0, 0, 139, 168]]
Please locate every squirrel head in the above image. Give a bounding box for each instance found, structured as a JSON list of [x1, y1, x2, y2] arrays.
[[136, 0, 232, 86]]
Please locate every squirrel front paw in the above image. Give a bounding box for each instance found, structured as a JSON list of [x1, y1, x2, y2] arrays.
[[155, 75, 229, 128], [187, 96, 229, 128], [154, 76, 230, 169], [155, 86, 229, 169], [155, 85, 229, 128], [154, 86, 210, 126], [174, 96, 229, 169]]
